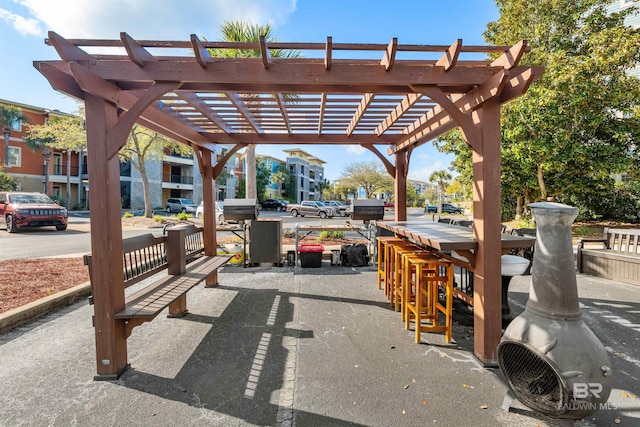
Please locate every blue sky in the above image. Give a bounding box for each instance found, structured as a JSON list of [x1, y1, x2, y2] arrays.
[[0, 0, 500, 181]]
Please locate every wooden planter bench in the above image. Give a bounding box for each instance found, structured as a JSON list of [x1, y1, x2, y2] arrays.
[[84, 225, 231, 337], [577, 228, 640, 286]]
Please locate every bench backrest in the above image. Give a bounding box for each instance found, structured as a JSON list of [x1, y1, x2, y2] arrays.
[[604, 228, 640, 255], [84, 225, 207, 291]]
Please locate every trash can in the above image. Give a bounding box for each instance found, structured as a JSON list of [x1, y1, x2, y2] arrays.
[[287, 250, 296, 266], [298, 244, 324, 268]]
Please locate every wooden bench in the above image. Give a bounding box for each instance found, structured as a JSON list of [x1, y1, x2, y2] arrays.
[[84, 224, 231, 336], [577, 228, 640, 286]]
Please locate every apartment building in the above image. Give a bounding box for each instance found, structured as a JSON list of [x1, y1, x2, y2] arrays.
[[1, 99, 84, 207], [283, 148, 326, 203]]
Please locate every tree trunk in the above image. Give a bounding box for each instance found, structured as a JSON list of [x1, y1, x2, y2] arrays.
[[140, 164, 153, 217], [515, 195, 524, 220], [537, 164, 547, 201], [246, 144, 257, 199]]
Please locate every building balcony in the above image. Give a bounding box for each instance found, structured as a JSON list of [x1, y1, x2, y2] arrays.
[[164, 152, 194, 166], [162, 174, 194, 190]]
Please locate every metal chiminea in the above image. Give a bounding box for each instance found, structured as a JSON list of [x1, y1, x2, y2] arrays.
[[498, 202, 612, 420]]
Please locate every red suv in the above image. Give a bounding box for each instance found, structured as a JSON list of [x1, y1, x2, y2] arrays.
[[0, 192, 68, 233]]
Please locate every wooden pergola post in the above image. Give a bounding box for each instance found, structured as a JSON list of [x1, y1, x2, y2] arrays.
[[394, 153, 407, 221], [84, 94, 128, 379], [471, 99, 503, 365], [199, 148, 219, 286]]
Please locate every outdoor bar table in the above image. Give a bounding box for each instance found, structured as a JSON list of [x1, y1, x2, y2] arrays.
[[376, 220, 536, 311], [377, 220, 535, 270]]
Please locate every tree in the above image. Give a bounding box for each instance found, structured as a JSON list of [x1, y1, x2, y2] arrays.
[[483, 0, 640, 219], [0, 103, 27, 173], [429, 170, 452, 215], [25, 115, 86, 206], [0, 170, 16, 191], [209, 21, 300, 199], [339, 161, 394, 198], [315, 179, 332, 201], [255, 156, 271, 201], [120, 125, 192, 217], [270, 169, 289, 198]]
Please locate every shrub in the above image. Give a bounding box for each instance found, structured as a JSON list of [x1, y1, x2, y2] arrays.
[[176, 212, 193, 221], [282, 228, 295, 238], [153, 214, 164, 222], [123, 212, 134, 218]]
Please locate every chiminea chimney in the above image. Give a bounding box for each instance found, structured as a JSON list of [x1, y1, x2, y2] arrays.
[[498, 202, 612, 420]]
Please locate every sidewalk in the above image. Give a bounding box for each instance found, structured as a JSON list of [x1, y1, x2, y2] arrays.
[[0, 263, 638, 426]]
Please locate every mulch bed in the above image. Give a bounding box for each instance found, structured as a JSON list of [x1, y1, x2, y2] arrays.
[[0, 258, 89, 314]]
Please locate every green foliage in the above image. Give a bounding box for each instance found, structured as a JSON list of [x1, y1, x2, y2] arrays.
[[176, 212, 193, 221], [339, 161, 393, 198], [441, 1, 640, 221], [73, 201, 87, 211], [153, 215, 164, 222], [236, 176, 246, 198], [316, 230, 345, 241], [0, 170, 17, 191], [256, 156, 271, 202], [50, 195, 66, 207], [25, 115, 86, 152], [123, 212, 134, 218]]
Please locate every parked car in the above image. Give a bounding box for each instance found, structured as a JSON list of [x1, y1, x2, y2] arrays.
[[323, 200, 348, 217], [196, 201, 225, 224], [286, 200, 337, 218], [0, 191, 68, 233], [259, 198, 286, 211], [165, 198, 198, 214], [383, 200, 394, 209], [425, 203, 464, 214]]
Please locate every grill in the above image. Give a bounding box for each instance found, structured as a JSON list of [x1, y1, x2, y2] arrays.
[[223, 198, 258, 221], [24, 209, 63, 216], [498, 202, 612, 420], [350, 199, 384, 221]]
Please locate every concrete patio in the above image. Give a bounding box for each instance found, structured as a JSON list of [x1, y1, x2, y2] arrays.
[[0, 263, 638, 426]]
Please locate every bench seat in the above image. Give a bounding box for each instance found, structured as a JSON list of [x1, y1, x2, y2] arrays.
[[578, 228, 640, 286], [115, 254, 231, 320]]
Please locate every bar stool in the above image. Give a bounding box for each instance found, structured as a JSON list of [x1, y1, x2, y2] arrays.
[[390, 243, 426, 315], [376, 236, 409, 292], [403, 253, 454, 344]]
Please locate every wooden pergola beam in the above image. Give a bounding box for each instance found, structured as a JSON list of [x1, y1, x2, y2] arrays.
[[274, 93, 292, 135], [190, 34, 212, 68], [325, 36, 332, 70], [436, 39, 462, 71], [224, 92, 264, 134], [375, 93, 424, 136], [318, 92, 327, 135], [380, 38, 398, 71], [177, 92, 234, 134], [347, 93, 374, 135], [259, 35, 271, 69], [120, 32, 155, 67]]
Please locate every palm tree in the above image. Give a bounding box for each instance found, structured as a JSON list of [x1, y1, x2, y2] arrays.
[[1, 103, 27, 172], [429, 170, 452, 215], [210, 21, 300, 199]]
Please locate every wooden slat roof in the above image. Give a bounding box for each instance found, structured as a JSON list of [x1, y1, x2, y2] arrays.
[[34, 32, 542, 156]]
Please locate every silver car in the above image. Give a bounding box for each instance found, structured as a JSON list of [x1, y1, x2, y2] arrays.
[[165, 198, 198, 214], [196, 201, 225, 224]]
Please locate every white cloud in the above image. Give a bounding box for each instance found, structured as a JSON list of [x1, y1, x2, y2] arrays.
[[15, 0, 297, 39], [0, 8, 42, 36], [346, 145, 366, 155]]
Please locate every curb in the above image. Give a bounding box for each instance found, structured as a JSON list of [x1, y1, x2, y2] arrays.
[[0, 281, 91, 334]]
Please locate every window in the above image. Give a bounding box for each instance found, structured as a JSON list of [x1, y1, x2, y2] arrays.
[[11, 118, 22, 132], [301, 165, 304, 174], [7, 146, 20, 167], [120, 160, 131, 177], [300, 177, 304, 187]]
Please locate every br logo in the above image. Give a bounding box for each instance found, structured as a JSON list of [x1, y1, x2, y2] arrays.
[[573, 383, 603, 399]]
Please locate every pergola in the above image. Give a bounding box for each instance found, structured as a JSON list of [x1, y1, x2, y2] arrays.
[[35, 31, 542, 377]]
